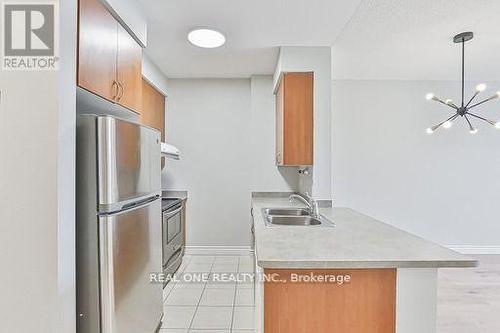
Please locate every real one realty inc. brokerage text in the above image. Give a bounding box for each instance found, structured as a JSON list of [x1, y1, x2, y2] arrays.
[[150, 272, 353, 285]]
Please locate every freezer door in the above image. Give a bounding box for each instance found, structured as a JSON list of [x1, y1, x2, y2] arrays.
[[99, 199, 163, 333], [97, 116, 161, 210]]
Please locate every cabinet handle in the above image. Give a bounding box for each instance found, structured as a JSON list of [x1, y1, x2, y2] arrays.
[[111, 81, 119, 101], [117, 82, 124, 101]]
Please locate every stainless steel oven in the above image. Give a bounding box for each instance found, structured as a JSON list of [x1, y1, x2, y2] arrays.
[[162, 198, 185, 286]]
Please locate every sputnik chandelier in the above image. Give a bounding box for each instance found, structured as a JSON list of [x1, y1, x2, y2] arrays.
[[426, 32, 500, 134]]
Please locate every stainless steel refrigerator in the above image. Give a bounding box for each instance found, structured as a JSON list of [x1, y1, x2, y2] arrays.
[[76, 114, 163, 333]]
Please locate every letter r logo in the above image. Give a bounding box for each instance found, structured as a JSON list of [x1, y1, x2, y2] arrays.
[[4, 4, 55, 56]]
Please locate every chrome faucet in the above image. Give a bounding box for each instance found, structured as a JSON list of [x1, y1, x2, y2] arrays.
[[289, 192, 320, 217]]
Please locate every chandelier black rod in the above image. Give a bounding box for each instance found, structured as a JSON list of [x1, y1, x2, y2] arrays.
[[461, 39, 465, 107], [465, 91, 479, 108], [468, 95, 499, 109], [433, 114, 459, 131], [464, 114, 474, 131], [467, 112, 496, 125], [434, 97, 458, 109]]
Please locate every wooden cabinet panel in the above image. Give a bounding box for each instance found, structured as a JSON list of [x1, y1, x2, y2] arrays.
[[140, 80, 165, 140], [264, 269, 396, 333], [275, 78, 284, 165], [117, 24, 143, 114], [140, 79, 165, 168], [78, 0, 118, 101], [275, 72, 314, 166], [77, 0, 143, 114]]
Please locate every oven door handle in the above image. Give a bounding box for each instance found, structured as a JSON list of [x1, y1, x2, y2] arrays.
[[164, 206, 182, 218]]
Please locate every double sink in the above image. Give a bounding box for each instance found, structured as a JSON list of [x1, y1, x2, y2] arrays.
[[262, 208, 334, 227]]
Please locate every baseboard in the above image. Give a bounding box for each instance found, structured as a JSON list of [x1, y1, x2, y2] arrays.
[[184, 246, 254, 256], [447, 245, 500, 255]]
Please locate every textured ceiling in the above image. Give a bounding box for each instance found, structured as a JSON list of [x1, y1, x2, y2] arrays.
[[138, 0, 500, 80], [138, 0, 362, 78], [333, 0, 500, 80]]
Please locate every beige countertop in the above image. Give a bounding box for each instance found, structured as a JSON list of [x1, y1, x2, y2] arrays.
[[252, 195, 478, 269]]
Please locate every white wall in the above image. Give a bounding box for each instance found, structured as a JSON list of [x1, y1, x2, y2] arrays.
[[273, 47, 332, 200], [58, 0, 78, 331], [250, 76, 300, 192], [0, 0, 77, 331], [332, 80, 500, 247], [162, 77, 297, 247]]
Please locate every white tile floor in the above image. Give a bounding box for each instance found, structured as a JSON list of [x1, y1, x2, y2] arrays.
[[160, 255, 255, 333]]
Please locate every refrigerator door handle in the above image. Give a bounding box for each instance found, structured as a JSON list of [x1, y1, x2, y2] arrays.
[[122, 195, 159, 210], [99, 194, 160, 215]]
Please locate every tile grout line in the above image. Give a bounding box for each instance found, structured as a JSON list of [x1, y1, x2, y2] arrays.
[[187, 256, 215, 331], [162, 256, 193, 329], [230, 256, 240, 332]]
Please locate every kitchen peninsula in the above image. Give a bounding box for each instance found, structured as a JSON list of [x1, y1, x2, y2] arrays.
[[251, 193, 477, 333]]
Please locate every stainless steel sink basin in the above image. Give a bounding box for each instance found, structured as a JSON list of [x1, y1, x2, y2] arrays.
[[267, 215, 322, 226], [262, 208, 334, 227], [263, 208, 310, 216]]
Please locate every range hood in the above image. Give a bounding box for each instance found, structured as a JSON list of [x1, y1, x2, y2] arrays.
[[161, 142, 181, 160]]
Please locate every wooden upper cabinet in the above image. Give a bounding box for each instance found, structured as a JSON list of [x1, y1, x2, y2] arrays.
[[78, 0, 117, 101], [77, 0, 143, 114], [275, 72, 314, 166], [116, 24, 143, 113], [140, 79, 165, 141], [140, 79, 166, 168]]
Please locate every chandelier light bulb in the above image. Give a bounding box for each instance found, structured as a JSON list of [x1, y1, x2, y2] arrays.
[[425, 93, 435, 100], [443, 121, 453, 129], [496, 92, 500, 98], [469, 128, 478, 134], [476, 83, 487, 92], [445, 99, 453, 105], [426, 128, 434, 134], [495, 122, 500, 129]]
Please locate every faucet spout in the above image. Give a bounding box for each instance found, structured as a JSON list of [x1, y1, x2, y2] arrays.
[[289, 193, 320, 217]]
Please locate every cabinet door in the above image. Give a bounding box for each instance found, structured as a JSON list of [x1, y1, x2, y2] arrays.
[[140, 80, 165, 141], [78, 0, 118, 101], [275, 78, 284, 166], [140, 79, 165, 169], [282, 73, 313, 166], [264, 269, 396, 333], [117, 24, 143, 114]]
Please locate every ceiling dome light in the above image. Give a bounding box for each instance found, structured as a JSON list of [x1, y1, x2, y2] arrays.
[[188, 29, 226, 48]]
